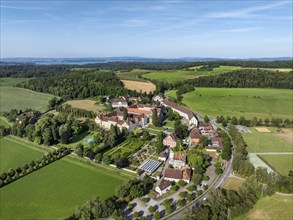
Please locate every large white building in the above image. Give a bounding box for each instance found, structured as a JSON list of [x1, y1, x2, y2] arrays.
[[161, 99, 198, 127]]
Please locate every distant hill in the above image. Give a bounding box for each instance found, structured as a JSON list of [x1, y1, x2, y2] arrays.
[[1, 57, 292, 65]]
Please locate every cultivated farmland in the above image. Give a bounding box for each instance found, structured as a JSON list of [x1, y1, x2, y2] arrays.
[[65, 99, 105, 113], [121, 80, 156, 93], [0, 86, 55, 112], [116, 69, 150, 82], [0, 137, 44, 172], [0, 157, 126, 219], [0, 78, 30, 87], [176, 88, 293, 120]]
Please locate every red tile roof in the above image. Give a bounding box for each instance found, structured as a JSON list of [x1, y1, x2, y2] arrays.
[[164, 168, 182, 179]]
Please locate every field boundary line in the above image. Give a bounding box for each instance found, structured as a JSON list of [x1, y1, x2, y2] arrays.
[[6, 136, 51, 153]]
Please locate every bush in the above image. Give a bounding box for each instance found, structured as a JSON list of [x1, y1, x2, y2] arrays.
[[179, 191, 188, 198], [187, 184, 197, 192], [177, 180, 187, 187]]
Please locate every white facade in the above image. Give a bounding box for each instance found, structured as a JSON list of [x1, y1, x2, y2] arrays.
[[155, 185, 171, 196], [112, 101, 128, 108]]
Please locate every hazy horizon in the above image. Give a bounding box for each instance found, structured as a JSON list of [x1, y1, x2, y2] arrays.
[[1, 0, 292, 58]]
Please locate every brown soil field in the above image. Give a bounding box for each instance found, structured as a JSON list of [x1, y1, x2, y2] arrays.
[[121, 80, 156, 93], [255, 127, 271, 133], [65, 100, 104, 113], [277, 129, 293, 145]]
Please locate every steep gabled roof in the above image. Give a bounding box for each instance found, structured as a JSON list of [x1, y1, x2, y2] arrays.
[[164, 168, 182, 179], [162, 99, 195, 120]]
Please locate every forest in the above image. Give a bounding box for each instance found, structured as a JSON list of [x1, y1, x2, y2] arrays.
[[0, 60, 292, 78], [17, 72, 140, 100]]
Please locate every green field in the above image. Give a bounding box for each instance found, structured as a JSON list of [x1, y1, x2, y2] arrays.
[[142, 66, 242, 83], [259, 154, 293, 176], [223, 177, 245, 191], [0, 78, 30, 87], [243, 128, 292, 153], [0, 157, 126, 219], [0, 116, 11, 127], [174, 88, 293, 120], [0, 137, 44, 172], [116, 69, 150, 82], [0, 86, 55, 112], [235, 194, 293, 220]]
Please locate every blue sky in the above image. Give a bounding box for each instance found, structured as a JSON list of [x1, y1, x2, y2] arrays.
[[1, 0, 292, 58]]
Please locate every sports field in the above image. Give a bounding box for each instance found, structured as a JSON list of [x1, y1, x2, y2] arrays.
[[178, 88, 293, 120], [243, 128, 293, 153], [0, 86, 55, 112], [0, 157, 126, 219], [65, 99, 105, 113], [235, 194, 293, 220], [0, 137, 44, 172], [259, 154, 293, 176], [142, 66, 242, 83]]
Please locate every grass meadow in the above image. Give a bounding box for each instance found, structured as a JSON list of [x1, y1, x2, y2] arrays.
[[0, 137, 44, 172], [0, 116, 11, 127], [177, 88, 293, 120], [235, 194, 293, 220], [223, 177, 245, 191], [141, 66, 242, 83], [259, 154, 293, 176], [116, 69, 150, 82], [242, 128, 292, 153], [0, 86, 55, 112], [0, 157, 126, 219], [0, 78, 30, 87]]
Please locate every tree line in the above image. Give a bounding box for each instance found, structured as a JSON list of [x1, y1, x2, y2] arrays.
[[56, 104, 97, 119], [0, 147, 71, 187], [216, 115, 293, 128]]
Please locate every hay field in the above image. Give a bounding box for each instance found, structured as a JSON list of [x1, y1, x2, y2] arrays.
[[65, 100, 104, 113], [223, 177, 245, 191], [122, 80, 156, 93], [255, 127, 271, 132]]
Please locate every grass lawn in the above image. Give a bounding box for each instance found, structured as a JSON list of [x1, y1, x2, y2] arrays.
[[142, 66, 242, 83], [65, 99, 105, 113], [164, 120, 175, 128], [0, 116, 11, 127], [0, 86, 55, 112], [0, 157, 126, 219], [223, 177, 245, 191], [0, 137, 44, 172], [0, 78, 30, 87], [258, 154, 293, 176], [116, 69, 150, 82], [180, 88, 293, 120], [234, 194, 293, 220], [243, 128, 293, 153]]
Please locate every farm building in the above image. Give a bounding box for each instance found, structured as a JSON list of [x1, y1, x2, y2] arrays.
[[189, 127, 202, 144], [164, 167, 191, 183]]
